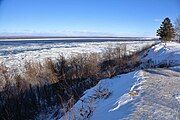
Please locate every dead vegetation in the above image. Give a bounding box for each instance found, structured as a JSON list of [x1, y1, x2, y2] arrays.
[[66, 86, 112, 120], [0, 43, 155, 120], [92, 86, 112, 100]]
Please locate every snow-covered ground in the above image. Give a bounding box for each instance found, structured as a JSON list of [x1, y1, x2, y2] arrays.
[[59, 69, 180, 120], [59, 70, 145, 120], [58, 42, 180, 120], [141, 42, 180, 67], [0, 40, 155, 69]]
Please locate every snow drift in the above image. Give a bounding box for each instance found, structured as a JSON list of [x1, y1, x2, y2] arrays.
[[60, 70, 146, 120], [141, 42, 180, 67]]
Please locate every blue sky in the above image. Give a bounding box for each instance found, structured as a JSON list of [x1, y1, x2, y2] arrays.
[[0, 0, 179, 37]]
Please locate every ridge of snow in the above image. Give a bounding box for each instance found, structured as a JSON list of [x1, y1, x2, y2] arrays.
[[141, 42, 180, 67], [59, 70, 147, 120], [170, 65, 180, 72]]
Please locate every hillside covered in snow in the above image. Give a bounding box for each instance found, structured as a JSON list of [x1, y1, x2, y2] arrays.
[[58, 42, 180, 120], [141, 42, 180, 68]]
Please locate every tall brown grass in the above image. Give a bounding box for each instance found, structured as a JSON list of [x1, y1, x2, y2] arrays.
[[0, 43, 156, 120]]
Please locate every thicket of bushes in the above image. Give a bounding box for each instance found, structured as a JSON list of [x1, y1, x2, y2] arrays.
[[0, 43, 154, 120]]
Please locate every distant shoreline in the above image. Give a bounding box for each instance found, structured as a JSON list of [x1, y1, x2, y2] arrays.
[[0, 36, 154, 39], [0, 36, 157, 41]]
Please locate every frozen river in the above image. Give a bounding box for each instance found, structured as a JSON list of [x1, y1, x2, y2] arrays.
[[0, 38, 157, 68]]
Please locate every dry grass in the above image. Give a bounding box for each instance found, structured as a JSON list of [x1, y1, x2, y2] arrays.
[[0, 43, 155, 120]]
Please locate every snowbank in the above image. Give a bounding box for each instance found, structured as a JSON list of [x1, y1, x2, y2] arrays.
[[170, 66, 180, 72], [60, 70, 146, 120], [141, 42, 180, 67]]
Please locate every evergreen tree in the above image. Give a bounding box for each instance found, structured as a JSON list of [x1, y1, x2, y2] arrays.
[[157, 17, 175, 42]]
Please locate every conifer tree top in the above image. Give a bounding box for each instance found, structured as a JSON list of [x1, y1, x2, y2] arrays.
[[157, 17, 175, 42]]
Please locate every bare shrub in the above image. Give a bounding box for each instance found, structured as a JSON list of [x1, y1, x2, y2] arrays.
[[99, 59, 116, 78], [73, 87, 111, 120], [24, 60, 58, 85], [79, 100, 94, 120], [92, 86, 112, 100], [43, 58, 58, 84], [0, 64, 9, 90], [24, 61, 44, 85]]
